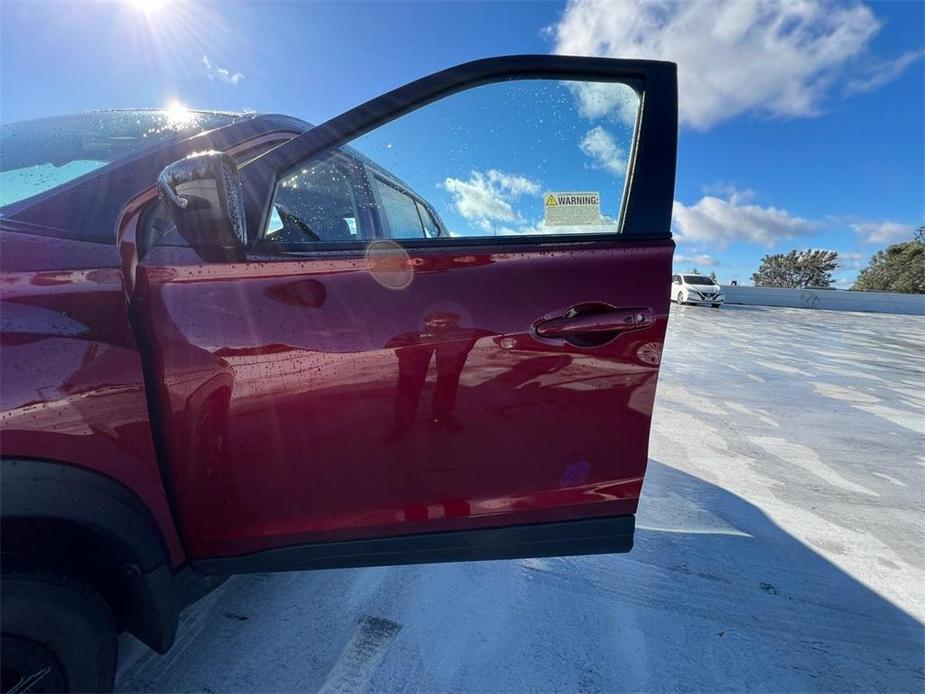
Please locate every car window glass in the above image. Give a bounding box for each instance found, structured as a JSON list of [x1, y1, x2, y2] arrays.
[[267, 153, 361, 243], [0, 110, 243, 210], [374, 177, 425, 239], [684, 275, 715, 285], [266, 78, 640, 245]]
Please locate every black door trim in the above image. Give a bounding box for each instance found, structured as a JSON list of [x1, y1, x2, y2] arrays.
[[190, 515, 635, 575]]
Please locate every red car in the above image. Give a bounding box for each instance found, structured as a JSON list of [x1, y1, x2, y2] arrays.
[[0, 56, 677, 692]]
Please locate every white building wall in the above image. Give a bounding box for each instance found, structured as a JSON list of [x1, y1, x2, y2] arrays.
[[721, 286, 925, 315]]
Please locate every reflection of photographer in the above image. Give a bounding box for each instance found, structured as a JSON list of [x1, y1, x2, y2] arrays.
[[385, 312, 491, 442]]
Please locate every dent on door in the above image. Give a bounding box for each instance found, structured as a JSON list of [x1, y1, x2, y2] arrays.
[[135, 56, 677, 565]]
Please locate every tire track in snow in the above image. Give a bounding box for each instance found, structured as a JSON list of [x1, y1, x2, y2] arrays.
[[318, 616, 401, 694]]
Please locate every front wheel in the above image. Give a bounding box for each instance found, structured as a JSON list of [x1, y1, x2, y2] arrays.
[[1, 573, 117, 693]]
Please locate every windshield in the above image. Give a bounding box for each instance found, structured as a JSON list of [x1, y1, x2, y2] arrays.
[[0, 110, 242, 208], [684, 275, 716, 286]]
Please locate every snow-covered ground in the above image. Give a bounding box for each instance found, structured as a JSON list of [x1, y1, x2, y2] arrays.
[[117, 305, 925, 693]]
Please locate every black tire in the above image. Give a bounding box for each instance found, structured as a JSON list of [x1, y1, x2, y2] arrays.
[[1, 573, 116, 693], [712, 303, 721, 308]]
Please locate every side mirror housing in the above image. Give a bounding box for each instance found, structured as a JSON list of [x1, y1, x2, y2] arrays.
[[157, 151, 247, 261]]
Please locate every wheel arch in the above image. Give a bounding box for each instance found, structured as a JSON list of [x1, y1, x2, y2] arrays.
[[1, 458, 180, 653]]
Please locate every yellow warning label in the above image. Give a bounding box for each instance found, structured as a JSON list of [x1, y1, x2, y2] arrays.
[[545, 194, 558, 207]]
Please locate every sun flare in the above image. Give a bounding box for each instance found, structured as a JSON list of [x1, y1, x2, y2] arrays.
[[163, 101, 196, 125], [126, 0, 170, 17]]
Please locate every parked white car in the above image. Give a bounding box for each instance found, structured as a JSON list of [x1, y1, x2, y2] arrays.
[[671, 274, 725, 307]]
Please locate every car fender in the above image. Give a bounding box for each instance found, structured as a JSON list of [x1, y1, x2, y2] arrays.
[[1, 458, 180, 653]]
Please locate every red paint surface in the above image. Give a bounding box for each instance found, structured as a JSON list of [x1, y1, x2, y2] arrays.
[[0, 229, 185, 565], [135, 239, 673, 558]]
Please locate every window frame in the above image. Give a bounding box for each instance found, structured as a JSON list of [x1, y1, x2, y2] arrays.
[[415, 200, 443, 239], [238, 56, 676, 256]]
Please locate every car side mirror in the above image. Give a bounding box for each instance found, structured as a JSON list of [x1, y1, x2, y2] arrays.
[[157, 151, 247, 262]]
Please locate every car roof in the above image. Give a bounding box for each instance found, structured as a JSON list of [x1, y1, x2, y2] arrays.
[[1, 109, 447, 242], [2, 111, 313, 242]]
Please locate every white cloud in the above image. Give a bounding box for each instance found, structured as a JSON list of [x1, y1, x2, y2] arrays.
[[486, 169, 541, 197], [443, 169, 540, 230], [850, 221, 916, 244], [202, 56, 244, 85], [569, 81, 640, 126], [845, 49, 925, 94], [550, 0, 920, 130], [702, 182, 756, 203], [675, 253, 719, 267], [579, 126, 628, 176], [672, 189, 816, 248], [838, 251, 868, 272], [494, 220, 620, 236]]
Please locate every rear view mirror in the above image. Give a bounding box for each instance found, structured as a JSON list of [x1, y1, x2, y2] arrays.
[[157, 151, 246, 261]]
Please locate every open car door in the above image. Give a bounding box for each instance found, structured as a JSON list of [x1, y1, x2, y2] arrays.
[[130, 56, 677, 572]]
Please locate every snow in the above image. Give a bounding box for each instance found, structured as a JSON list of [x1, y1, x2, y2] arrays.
[[117, 305, 925, 692]]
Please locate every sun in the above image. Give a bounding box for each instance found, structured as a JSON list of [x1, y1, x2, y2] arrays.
[[126, 0, 170, 16], [163, 101, 196, 125]]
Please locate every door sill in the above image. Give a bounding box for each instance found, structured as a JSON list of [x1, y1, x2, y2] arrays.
[[190, 515, 635, 575]]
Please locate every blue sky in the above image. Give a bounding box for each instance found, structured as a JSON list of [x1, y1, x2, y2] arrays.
[[1, 0, 922, 285], [348, 79, 639, 238]]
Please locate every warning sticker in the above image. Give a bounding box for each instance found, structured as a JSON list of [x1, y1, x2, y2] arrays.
[[544, 192, 601, 226]]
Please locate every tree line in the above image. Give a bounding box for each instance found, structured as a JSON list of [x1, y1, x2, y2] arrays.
[[747, 226, 923, 293]]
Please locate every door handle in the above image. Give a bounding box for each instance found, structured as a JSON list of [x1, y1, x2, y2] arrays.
[[535, 307, 654, 339]]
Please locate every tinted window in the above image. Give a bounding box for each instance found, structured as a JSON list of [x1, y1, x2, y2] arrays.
[[684, 275, 716, 286], [267, 153, 362, 243], [374, 178, 425, 239]]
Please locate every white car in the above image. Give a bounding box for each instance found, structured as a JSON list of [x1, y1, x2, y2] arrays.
[[671, 274, 725, 307]]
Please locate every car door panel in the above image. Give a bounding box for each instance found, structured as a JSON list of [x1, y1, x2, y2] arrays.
[[135, 239, 671, 558], [131, 55, 678, 566]]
